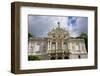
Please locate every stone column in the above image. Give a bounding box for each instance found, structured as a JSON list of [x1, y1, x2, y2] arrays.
[[62, 53, 65, 59], [50, 41, 52, 51], [56, 42, 58, 52], [83, 43, 86, 52], [47, 41, 49, 53], [62, 40, 64, 52], [80, 42, 82, 51], [56, 53, 58, 59], [31, 41, 33, 55], [79, 42, 80, 51]]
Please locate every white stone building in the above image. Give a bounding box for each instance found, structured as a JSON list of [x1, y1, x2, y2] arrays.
[[28, 23, 87, 60]]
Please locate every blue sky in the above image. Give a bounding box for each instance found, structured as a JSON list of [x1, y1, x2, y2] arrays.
[[28, 15, 88, 37]]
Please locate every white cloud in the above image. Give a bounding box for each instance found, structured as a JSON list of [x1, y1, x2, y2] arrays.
[[28, 15, 87, 37]]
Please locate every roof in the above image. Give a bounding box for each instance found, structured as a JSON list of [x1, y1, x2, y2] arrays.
[[48, 22, 69, 36]]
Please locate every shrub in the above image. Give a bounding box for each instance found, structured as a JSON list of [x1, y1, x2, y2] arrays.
[[28, 55, 41, 60]]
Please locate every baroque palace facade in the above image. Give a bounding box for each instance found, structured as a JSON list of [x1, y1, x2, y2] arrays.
[[28, 22, 87, 60]]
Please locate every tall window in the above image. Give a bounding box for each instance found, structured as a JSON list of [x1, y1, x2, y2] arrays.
[[63, 42, 67, 49], [58, 42, 61, 50], [72, 45, 74, 50], [52, 42, 55, 44], [52, 42, 56, 50], [76, 42, 79, 50], [82, 43, 85, 51]]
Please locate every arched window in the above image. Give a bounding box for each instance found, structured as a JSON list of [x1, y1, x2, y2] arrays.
[[57, 57, 62, 59], [64, 35, 66, 38], [50, 57, 55, 60], [78, 55, 81, 59], [52, 42, 55, 44], [53, 35, 55, 38], [64, 56, 69, 59], [58, 35, 60, 38]]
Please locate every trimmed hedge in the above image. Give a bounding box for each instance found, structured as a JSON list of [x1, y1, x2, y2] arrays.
[[28, 55, 41, 60]]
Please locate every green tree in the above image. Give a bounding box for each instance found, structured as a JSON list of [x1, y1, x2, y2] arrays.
[[80, 33, 88, 52], [28, 32, 33, 40]]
